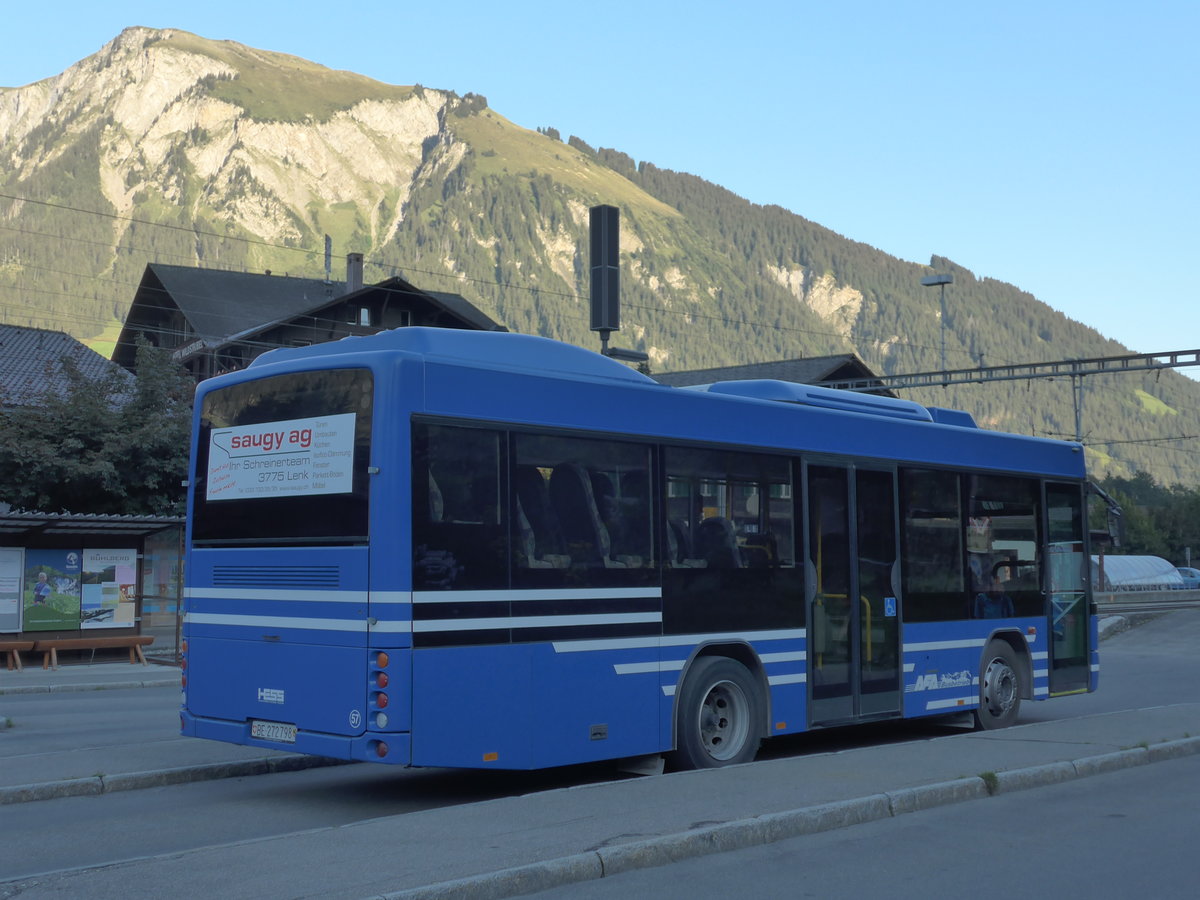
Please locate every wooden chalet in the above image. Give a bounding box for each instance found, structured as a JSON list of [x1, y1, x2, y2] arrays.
[[113, 256, 505, 381]]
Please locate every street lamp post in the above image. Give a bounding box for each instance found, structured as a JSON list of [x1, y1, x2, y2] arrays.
[[920, 273, 953, 374]]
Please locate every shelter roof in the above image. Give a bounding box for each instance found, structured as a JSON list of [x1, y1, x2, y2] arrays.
[[0, 506, 183, 541]]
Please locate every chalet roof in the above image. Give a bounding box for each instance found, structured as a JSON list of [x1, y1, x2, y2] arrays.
[[654, 354, 893, 394], [137, 264, 342, 345], [238, 276, 506, 344], [0, 324, 130, 407], [115, 264, 504, 369]]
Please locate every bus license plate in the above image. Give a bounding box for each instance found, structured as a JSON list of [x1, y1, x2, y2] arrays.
[[250, 720, 297, 744]]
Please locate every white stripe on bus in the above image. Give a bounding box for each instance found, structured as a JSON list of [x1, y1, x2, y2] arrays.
[[184, 588, 367, 603], [760, 651, 806, 663], [186, 589, 414, 605], [767, 673, 806, 685], [413, 587, 663, 603], [413, 612, 662, 633], [187, 612, 412, 632], [553, 628, 807, 653], [613, 660, 686, 675], [903, 638, 987, 652], [185, 612, 366, 631]]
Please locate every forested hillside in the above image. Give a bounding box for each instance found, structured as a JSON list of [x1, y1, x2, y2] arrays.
[[1, 27, 1196, 486]]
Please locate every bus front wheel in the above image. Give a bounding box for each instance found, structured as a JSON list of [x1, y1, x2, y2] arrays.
[[670, 656, 763, 770], [975, 640, 1021, 730]]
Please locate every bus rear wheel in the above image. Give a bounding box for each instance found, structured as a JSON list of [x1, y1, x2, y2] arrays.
[[975, 640, 1021, 730], [670, 656, 762, 770]]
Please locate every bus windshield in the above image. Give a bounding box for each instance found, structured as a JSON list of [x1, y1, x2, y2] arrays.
[[191, 368, 373, 546]]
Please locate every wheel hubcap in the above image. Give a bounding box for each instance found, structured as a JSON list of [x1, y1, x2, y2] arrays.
[[982, 657, 1017, 717], [699, 679, 749, 761]]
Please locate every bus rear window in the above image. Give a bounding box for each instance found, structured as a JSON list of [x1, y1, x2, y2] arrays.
[[191, 368, 373, 545]]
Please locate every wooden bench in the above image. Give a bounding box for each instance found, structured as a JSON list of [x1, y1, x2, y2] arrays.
[[1, 640, 35, 671], [33, 636, 155, 670]]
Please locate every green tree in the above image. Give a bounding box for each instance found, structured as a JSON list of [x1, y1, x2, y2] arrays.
[[112, 339, 194, 515], [0, 338, 192, 516]]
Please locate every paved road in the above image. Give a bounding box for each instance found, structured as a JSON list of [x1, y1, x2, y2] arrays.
[[1, 610, 1198, 899]]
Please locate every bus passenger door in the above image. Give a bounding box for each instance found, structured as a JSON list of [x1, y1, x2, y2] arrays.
[[807, 464, 901, 725], [1046, 483, 1090, 694]]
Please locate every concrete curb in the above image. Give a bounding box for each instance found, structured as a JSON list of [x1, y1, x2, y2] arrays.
[[0, 677, 179, 696], [374, 735, 1200, 900], [0, 754, 349, 806]]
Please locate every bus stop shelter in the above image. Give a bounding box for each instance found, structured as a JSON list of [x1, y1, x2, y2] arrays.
[[0, 508, 183, 667]]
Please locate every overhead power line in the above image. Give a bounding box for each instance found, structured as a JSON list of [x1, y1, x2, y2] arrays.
[[0, 191, 323, 261], [818, 349, 1200, 392]]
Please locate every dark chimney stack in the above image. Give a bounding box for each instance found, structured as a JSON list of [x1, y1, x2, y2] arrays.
[[346, 252, 364, 293]]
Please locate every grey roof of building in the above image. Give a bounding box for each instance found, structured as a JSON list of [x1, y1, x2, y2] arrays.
[[144, 264, 342, 344], [0, 325, 130, 406], [654, 354, 887, 389], [134, 265, 504, 349]]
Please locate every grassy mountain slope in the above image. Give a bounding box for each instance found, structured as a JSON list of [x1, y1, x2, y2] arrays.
[[1, 27, 1196, 486]]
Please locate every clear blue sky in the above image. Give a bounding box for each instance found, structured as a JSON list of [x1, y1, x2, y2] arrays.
[[3, 1, 1197, 367]]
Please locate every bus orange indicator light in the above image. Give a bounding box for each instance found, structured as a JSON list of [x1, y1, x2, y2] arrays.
[[482, 752, 498, 762], [376, 651, 389, 669], [775, 722, 787, 731]]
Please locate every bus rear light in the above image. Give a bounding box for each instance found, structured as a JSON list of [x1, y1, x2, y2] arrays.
[[374, 741, 389, 758], [375, 712, 389, 729], [181, 674, 188, 688], [375, 651, 389, 669], [375, 672, 389, 688], [375, 692, 389, 709]]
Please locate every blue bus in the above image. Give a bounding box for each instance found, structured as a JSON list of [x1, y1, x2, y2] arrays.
[[181, 327, 1096, 770]]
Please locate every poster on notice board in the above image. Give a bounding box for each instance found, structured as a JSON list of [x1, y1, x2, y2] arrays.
[[23, 550, 82, 631], [82, 549, 138, 629], [0, 547, 23, 632]]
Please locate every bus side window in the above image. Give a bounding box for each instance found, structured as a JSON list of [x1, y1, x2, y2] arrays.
[[964, 474, 1041, 618], [900, 468, 967, 622], [413, 423, 507, 591], [513, 432, 654, 576], [661, 445, 799, 635]]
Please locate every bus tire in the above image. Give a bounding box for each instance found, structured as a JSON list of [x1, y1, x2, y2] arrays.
[[975, 639, 1021, 730], [670, 656, 763, 770]]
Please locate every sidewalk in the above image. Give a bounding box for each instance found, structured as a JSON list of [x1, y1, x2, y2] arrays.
[[0, 660, 342, 804], [0, 658, 179, 696]]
